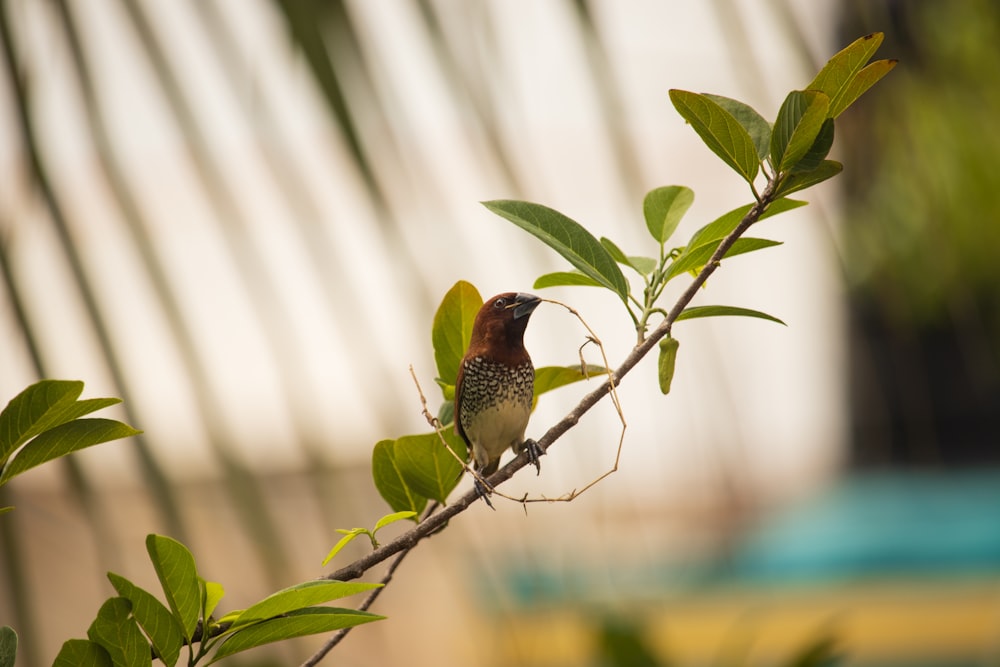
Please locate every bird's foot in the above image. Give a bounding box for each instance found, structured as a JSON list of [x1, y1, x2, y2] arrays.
[[524, 439, 544, 476], [473, 477, 496, 510]]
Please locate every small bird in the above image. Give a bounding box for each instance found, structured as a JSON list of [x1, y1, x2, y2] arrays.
[[455, 292, 544, 503]]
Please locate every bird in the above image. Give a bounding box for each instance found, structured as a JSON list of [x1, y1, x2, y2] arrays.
[[455, 292, 544, 505]]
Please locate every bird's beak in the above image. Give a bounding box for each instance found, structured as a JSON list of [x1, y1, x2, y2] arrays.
[[511, 293, 541, 319]]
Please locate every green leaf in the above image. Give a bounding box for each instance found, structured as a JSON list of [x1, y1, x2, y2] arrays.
[[675, 305, 786, 326], [231, 581, 382, 628], [770, 90, 830, 173], [0, 626, 16, 667], [371, 439, 427, 515], [0, 418, 141, 485], [684, 205, 753, 251], [764, 199, 813, 220], [0, 507, 11, 516], [437, 399, 454, 427], [482, 200, 629, 301], [53, 397, 122, 420], [534, 365, 607, 398], [0, 380, 126, 466], [704, 94, 771, 160], [53, 639, 114, 667], [87, 597, 150, 667], [776, 160, 843, 197], [373, 510, 418, 532], [214, 609, 243, 627], [835, 58, 897, 118], [533, 271, 604, 290], [1, 380, 82, 462], [791, 118, 834, 174], [599, 236, 628, 263], [321, 529, 366, 566], [665, 238, 782, 281], [208, 607, 384, 664], [626, 256, 657, 275], [432, 281, 483, 390], [669, 89, 759, 184], [394, 429, 467, 504], [0, 380, 81, 457], [145, 535, 201, 642], [201, 579, 225, 624], [683, 198, 807, 254], [107, 573, 183, 667], [664, 196, 804, 281], [642, 186, 694, 244], [809, 32, 890, 118], [434, 379, 455, 402], [600, 238, 657, 276], [657, 337, 680, 395]]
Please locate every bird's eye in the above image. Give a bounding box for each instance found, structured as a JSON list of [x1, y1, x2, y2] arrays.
[[493, 297, 506, 309]]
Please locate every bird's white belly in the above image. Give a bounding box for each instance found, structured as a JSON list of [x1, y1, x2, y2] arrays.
[[467, 398, 531, 467]]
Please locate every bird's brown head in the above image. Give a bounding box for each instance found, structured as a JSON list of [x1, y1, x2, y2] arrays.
[[468, 292, 541, 355]]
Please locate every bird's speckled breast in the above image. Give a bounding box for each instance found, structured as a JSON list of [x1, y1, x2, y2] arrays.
[[458, 356, 534, 466], [459, 356, 533, 414]]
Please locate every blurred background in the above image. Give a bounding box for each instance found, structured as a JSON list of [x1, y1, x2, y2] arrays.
[[2, 0, 999, 665]]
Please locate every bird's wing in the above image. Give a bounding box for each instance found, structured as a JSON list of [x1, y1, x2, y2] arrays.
[[453, 358, 471, 447]]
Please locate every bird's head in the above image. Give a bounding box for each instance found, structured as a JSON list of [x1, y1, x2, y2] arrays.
[[469, 292, 541, 352]]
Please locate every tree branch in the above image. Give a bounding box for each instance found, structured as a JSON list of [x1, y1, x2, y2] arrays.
[[300, 179, 780, 666], [321, 178, 778, 585], [301, 533, 415, 666]]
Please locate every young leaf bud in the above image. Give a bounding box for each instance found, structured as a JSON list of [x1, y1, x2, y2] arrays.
[[658, 336, 680, 394]]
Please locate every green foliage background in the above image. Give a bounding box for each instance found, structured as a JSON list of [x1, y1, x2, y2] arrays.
[[843, 0, 1000, 325]]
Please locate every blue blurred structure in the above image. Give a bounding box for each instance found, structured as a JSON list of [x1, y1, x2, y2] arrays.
[[483, 471, 1000, 666], [734, 471, 1000, 582]]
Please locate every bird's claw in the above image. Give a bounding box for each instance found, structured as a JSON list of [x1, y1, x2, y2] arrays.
[[524, 438, 544, 476], [473, 477, 496, 510]]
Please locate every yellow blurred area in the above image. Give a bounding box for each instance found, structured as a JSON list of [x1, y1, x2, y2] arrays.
[[483, 579, 1000, 666]]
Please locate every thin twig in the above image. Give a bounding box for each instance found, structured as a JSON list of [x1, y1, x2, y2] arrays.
[[520, 297, 627, 502], [408, 364, 443, 430], [407, 365, 500, 498]]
